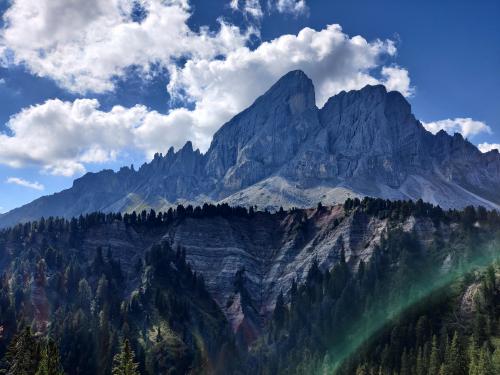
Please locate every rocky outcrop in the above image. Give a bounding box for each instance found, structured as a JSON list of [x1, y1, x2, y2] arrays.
[[158, 205, 444, 341], [2, 70, 500, 228]]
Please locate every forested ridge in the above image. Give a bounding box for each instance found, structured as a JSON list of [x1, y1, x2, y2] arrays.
[[0, 199, 498, 374], [258, 199, 500, 374]]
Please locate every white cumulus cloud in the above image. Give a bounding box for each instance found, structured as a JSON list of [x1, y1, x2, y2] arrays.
[[0, 0, 253, 93], [381, 66, 414, 97], [230, 0, 307, 18], [230, 0, 264, 18], [478, 143, 500, 153], [275, 0, 308, 16], [0, 98, 192, 176], [422, 118, 491, 139], [6, 177, 45, 190]]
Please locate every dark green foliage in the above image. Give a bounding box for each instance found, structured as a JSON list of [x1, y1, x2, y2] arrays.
[[253, 200, 500, 374], [0, 198, 499, 374], [1, 330, 64, 375], [335, 263, 500, 375], [35, 339, 64, 375], [0, 211, 236, 374], [112, 340, 139, 375], [3, 327, 39, 375]]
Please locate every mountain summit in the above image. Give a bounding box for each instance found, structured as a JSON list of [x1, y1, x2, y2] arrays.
[[1, 70, 500, 227]]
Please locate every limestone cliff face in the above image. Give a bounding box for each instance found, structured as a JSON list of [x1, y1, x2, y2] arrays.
[[315, 86, 430, 184], [2, 70, 500, 228], [158, 206, 438, 340]]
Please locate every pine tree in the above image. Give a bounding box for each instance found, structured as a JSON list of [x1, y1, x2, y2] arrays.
[[467, 336, 478, 375], [446, 332, 466, 375], [355, 364, 368, 375], [4, 327, 39, 375], [428, 335, 440, 375], [35, 339, 64, 375], [112, 339, 139, 375], [97, 307, 112, 375], [493, 347, 500, 374], [416, 346, 426, 375], [475, 344, 493, 375], [400, 349, 410, 375]]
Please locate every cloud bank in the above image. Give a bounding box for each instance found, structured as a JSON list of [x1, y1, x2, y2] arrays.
[[0, 99, 187, 176]]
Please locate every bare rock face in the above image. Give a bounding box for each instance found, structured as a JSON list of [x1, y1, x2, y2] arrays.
[[205, 70, 320, 193], [459, 282, 481, 320], [315, 86, 430, 185], [152, 205, 450, 345], [2, 70, 500, 228], [158, 206, 415, 343]]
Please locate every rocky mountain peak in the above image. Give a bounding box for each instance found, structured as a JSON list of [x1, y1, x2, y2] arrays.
[[260, 69, 316, 114], [320, 84, 412, 127], [204, 70, 320, 191], [180, 140, 194, 153], [2, 70, 500, 229], [318, 83, 423, 163]]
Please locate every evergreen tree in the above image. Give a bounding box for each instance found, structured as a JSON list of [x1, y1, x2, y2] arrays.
[[416, 347, 425, 375], [474, 344, 493, 375], [400, 349, 410, 375], [355, 364, 368, 375], [112, 339, 139, 375], [4, 327, 39, 375], [462, 206, 477, 228], [445, 332, 466, 375], [493, 347, 500, 374], [467, 336, 478, 375], [428, 335, 440, 375], [35, 339, 64, 375]]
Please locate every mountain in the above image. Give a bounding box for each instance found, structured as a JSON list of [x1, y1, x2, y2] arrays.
[[0, 200, 498, 374], [2, 70, 500, 228]]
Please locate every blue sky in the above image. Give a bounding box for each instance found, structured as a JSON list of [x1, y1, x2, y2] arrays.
[[0, 0, 498, 213]]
